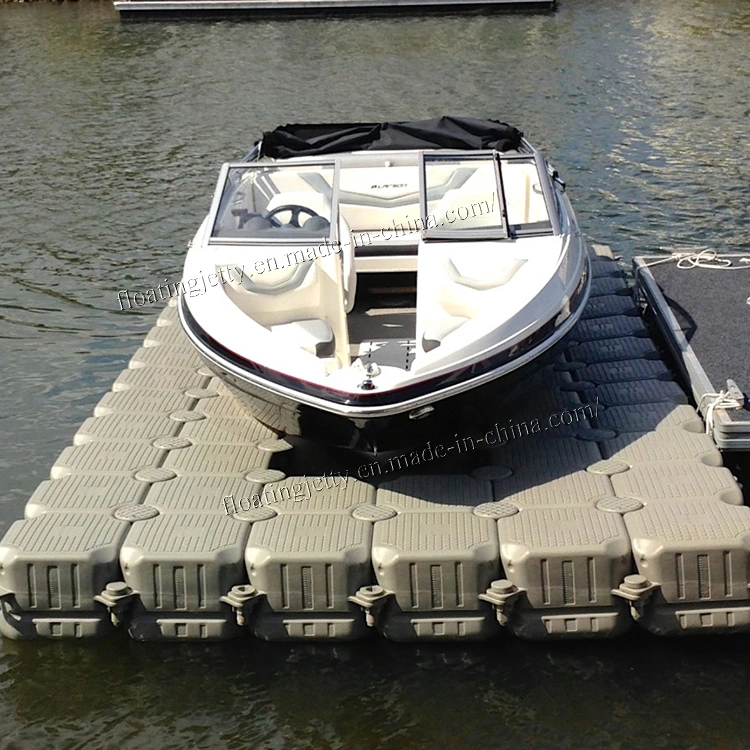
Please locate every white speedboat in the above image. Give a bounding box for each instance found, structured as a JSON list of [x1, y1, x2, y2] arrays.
[[179, 117, 590, 450]]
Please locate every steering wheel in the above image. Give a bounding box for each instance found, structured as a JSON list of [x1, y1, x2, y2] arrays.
[[262, 204, 321, 228]]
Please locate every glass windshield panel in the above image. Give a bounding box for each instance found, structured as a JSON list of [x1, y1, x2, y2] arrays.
[[211, 163, 335, 241], [499, 158, 552, 231], [422, 156, 504, 235]]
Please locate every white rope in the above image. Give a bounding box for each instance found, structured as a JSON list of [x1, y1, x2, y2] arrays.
[[642, 247, 750, 271], [699, 390, 743, 438], [635, 248, 750, 305]]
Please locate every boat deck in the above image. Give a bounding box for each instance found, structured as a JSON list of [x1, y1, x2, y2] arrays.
[[2, 246, 750, 642], [347, 274, 417, 369], [635, 254, 750, 450], [113, 0, 556, 20]]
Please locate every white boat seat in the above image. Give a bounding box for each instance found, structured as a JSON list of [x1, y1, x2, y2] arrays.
[[445, 257, 526, 290], [265, 191, 331, 224], [266, 191, 357, 313], [238, 260, 314, 295], [302, 215, 331, 233], [242, 215, 274, 232], [269, 319, 335, 358], [421, 311, 468, 353]]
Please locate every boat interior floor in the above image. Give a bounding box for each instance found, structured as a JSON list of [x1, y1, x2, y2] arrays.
[[347, 272, 417, 371]]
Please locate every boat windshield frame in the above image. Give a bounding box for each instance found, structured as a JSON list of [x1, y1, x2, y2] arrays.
[[419, 149, 559, 241], [500, 151, 559, 237], [207, 159, 341, 246], [205, 147, 560, 248], [419, 150, 509, 242]]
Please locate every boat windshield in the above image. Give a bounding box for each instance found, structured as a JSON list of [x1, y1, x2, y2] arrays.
[[499, 157, 553, 235], [210, 162, 337, 242], [422, 154, 506, 239], [421, 152, 553, 240]]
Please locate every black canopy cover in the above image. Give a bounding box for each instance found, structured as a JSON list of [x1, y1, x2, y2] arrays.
[[258, 116, 523, 159]]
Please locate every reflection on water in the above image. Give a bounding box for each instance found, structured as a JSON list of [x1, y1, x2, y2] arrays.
[[1, 0, 750, 746], [3, 634, 750, 747]]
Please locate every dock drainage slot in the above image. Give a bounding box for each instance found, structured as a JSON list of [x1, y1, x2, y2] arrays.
[[479, 579, 525, 626], [611, 574, 660, 621], [348, 585, 394, 627], [220, 585, 262, 627], [94, 582, 135, 627]]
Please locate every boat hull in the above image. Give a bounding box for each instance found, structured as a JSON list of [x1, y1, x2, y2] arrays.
[[199, 338, 572, 452], [179, 258, 590, 451]]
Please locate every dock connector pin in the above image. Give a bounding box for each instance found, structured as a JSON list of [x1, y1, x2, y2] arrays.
[[220, 585, 261, 627], [479, 579, 524, 626], [94, 582, 135, 627], [348, 585, 393, 627], [612, 574, 660, 621]]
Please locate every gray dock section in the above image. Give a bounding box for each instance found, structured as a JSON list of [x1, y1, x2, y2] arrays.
[[634, 255, 750, 450], [113, 0, 555, 20], [1, 250, 749, 642]]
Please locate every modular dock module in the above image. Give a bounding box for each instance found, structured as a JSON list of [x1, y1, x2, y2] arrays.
[[113, 0, 555, 20], [1, 247, 749, 642]]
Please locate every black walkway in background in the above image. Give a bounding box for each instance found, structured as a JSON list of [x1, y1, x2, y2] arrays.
[[651, 261, 750, 403]]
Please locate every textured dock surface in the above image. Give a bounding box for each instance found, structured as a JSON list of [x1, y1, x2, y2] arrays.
[[1, 249, 749, 642]]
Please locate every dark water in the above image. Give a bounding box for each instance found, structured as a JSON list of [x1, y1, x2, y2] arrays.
[[1, 1, 749, 746]]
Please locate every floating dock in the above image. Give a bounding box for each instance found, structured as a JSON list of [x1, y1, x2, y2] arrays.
[[635, 253, 750, 450], [113, 0, 555, 20], [1, 246, 749, 642]]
